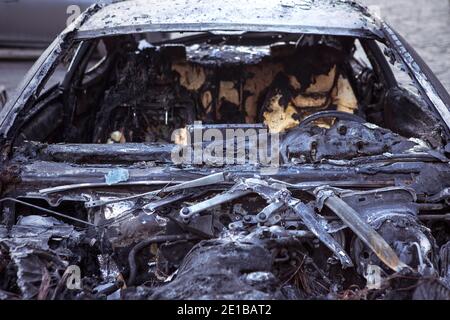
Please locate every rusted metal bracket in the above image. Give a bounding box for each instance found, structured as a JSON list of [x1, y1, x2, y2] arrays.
[[314, 186, 409, 272]]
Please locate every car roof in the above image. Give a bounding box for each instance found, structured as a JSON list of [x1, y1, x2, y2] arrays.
[[76, 0, 383, 40]]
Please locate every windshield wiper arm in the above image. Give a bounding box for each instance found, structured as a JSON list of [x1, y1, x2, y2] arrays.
[[84, 172, 226, 208]]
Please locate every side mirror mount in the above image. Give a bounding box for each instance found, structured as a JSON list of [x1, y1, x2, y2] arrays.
[[0, 85, 7, 109]]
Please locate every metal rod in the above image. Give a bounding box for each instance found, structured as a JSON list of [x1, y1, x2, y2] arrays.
[[323, 195, 408, 272], [85, 172, 226, 208], [39, 180, 183, 194]]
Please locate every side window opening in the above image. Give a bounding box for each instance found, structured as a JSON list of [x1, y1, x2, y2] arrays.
[[376, 40, 422, 98]]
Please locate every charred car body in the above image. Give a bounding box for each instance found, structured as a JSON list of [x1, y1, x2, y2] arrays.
[[1, 0, 450, 300]]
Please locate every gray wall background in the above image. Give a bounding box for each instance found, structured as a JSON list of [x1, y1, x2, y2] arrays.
[[362, 0, 450, 91]]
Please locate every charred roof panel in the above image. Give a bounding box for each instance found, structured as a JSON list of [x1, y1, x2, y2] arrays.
[[76, 0, 382, 39]]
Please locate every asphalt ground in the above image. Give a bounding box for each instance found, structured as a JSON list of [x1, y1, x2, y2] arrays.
[[362, 0, 450, 91]]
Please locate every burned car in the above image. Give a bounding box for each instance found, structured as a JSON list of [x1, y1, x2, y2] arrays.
[[1, 0, 450, 300]]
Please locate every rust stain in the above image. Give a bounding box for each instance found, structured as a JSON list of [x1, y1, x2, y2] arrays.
[[368, 233, 404, 272], [172, 63, 206, 91]]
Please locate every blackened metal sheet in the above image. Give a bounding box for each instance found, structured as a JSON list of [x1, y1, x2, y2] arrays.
[[37, 142, 174, 164], [76, 0, 382, 39]]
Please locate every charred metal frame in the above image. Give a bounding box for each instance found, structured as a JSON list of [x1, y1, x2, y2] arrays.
[[1, 0, 450, 300]]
